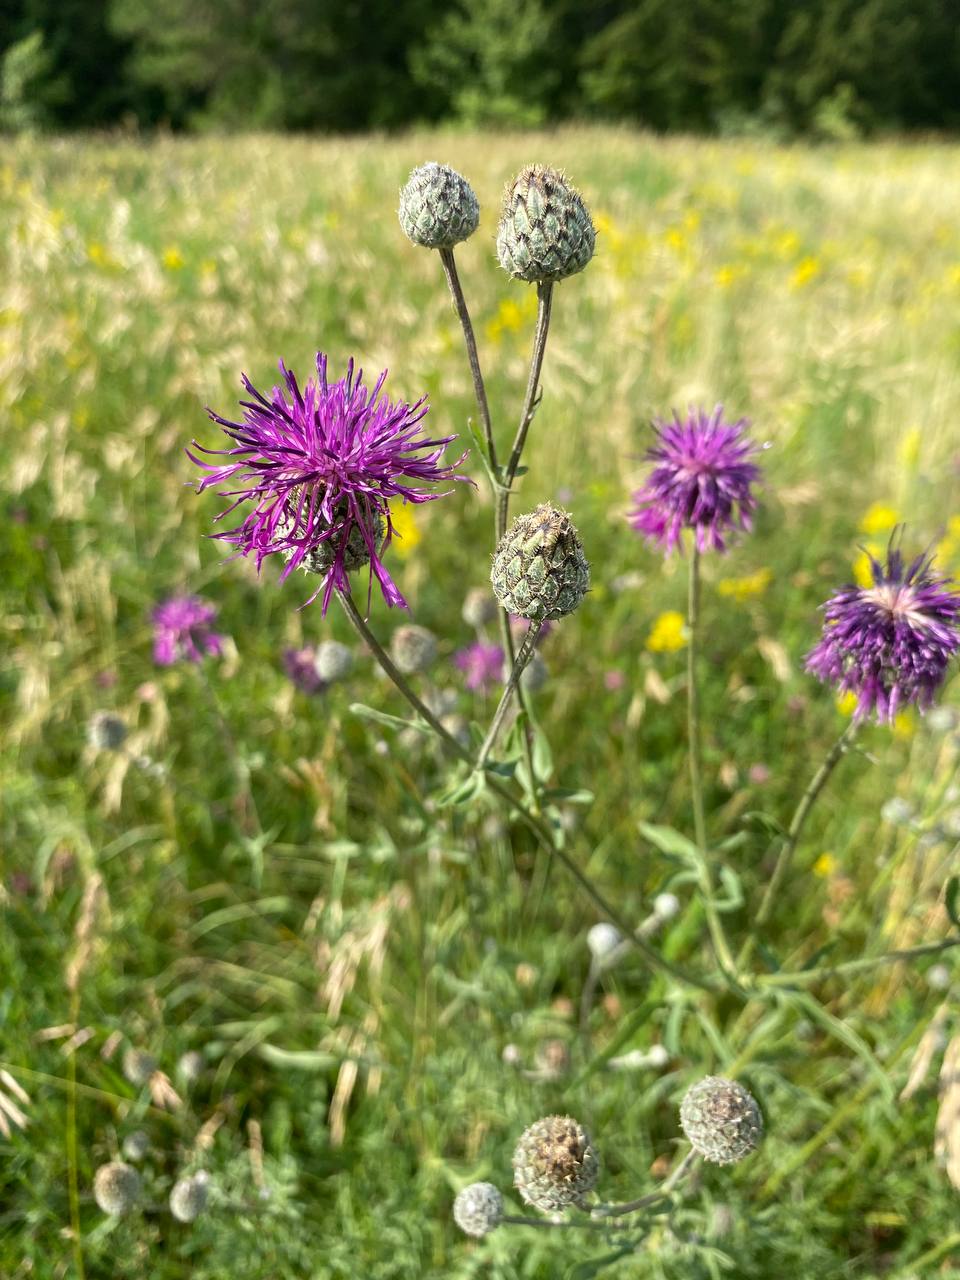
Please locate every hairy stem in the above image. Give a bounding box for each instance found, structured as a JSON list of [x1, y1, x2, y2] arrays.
[[739, 721, 859, 969], [753, 935, 960, 989], [687, 546, 737, 979], [592, 1148, 699, 1218], [438, 246, 497, 474], [497, 281, 554, 538], [338, 590, 717, 993], [477, 620, 539, 767]]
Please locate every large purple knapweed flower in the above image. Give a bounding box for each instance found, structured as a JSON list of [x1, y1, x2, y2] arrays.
[[455, 642, 504, 692], [805, 549, 960, 722], [189, 354, 469, 613], [152, 596, 226, 666], [628, 406, 761, 554]]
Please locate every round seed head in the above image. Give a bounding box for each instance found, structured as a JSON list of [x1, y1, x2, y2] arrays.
[[94, 1161, 141, 1216], [121, 1130, 150, 1161], [314, 639, 353, 683], [453, 1181, 503, 1237], [654, 892, 681, 921], [497, 165, 595, 284], [512, 1114, 600, 1212], [491, 505, 589, 622], [390, 624, 438, 674], [87, 711, 128, 752], [122, 1048, 157, 1087], [679, 1076, 763, 1165], [169, 1174, 209, 1223], [520, 650, 548, 694], [399, 162, 480, 250], [587, 922, 623, 962], [462, 586, 498, 629], [176, 1050, 205, 1084]]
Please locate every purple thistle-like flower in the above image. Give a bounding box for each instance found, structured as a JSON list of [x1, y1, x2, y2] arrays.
[[282, 646, 326, 695], [805, 549, 960, 722], [455, 642, 505, 693], [629, 406, 761, 555], [152, 596, 225, 666], [189, 354, 469, 613]]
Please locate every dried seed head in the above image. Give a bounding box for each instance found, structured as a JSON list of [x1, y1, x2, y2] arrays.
[[680, 1076, 763, 1165], [462, 586, 498, 630], [491, 506, 589, 622], [94, 1161, 141, 1215], [390, 624, 438, 674], [121, 1130, 150, 1161], [122, 1049, 157, 1088], [399, 162, 480, 250], [169, 1174, 209, 1223], [587, 923, 623, 962], [453, 1181, 504, 1237], [87, 711, 128, 752], [314, 639, 353, 683], [497, 166, 595, 284], [512, 1115, 600, 1212]]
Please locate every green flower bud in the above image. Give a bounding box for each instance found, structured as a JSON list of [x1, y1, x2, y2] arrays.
[[679, 1076, 763, 1166], [453, 1181, 503, 1237], [512, 1115, 599, 1212], [491, 505, 589, 622], [399, 163, 480, 250], [497, 166, 595, 284]]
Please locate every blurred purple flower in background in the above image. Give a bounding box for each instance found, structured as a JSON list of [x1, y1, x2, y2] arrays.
[[282, 647, 326, 694], [152, 596, 225, 666], [629, 406, 761, 555], [455, 642, 504, 692], [805, 548, 960, 722], [190, 353, 469, 613]]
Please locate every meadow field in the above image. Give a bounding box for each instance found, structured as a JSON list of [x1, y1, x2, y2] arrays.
[[3, 127, 960, 1278]]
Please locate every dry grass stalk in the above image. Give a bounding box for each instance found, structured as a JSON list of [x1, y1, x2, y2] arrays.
[[935, 1033, 960, 1188], [901, 1000, 950, 1101]]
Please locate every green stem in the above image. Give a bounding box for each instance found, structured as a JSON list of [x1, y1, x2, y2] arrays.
[[753, 935, 960, 989], [687, 546, 737, 979], [591, 1148, 699, 1218], [477, 620, 539, 767], [496, 605, 540, 808], [338, 591, 717, 993], [66, 992, 86, 1280], [739, 720, 859, 969], [496, 281, 554, 539], [438, 246, 498, 474]]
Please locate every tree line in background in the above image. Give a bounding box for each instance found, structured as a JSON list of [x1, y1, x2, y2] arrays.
[[2, 0, 960, 137]]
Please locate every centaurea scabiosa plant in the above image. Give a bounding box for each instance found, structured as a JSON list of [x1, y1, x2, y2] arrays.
[[183, 157, 960, 1261]]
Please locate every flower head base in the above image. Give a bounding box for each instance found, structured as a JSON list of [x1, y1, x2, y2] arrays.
[[680, 1076, 762, 1166], [455, 641, 504, 692], [190, 354, 469, 613], [512, 1114, 600, 1212], [152, 596, 225, 665], [805, 549, 960, 722], [629, 407, 761, 555], [453, 1182, 504, 1237]]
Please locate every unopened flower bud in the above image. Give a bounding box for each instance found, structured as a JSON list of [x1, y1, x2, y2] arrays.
[[94, 1161, 141, 1215], [512, 1115, 600, 1212], [169, 1174, 209, 1223], [390, 624, 438, 674], [491, 505, 589, 623], [122, 1048, 157, 1087], [453, 1181, 503, 1236], [314, 639, 353, 683], [586, 923, 622, 962], [462, 586, 498, 629], [679, 1076, 763, 1166], [497, 165, 595, 284], [121, 1130, 150, 1161], [654, 892, 681, 921], [399, 162, 479, 250]]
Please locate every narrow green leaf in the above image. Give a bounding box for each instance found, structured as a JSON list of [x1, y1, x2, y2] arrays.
[[637, 821, 701, 865], [946, 876, 960, 930]]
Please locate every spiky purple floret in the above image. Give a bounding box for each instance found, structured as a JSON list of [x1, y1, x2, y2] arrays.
[[455, 642, 504, 692], [805, 549, 960, 722], [628, 406, 761, 555], [189, 354, 469, 613], [152, 596, 225, 666]]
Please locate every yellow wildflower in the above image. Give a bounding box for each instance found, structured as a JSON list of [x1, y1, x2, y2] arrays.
[[935, 515, 960, 569], [836, 691, 859, 716], [646, 611, 687, 653], [813, 853, 837, 877], [162, 246, 185, 270], [789, 257, 820, 290], [898, 427, 921, 469], [859, 503, 899, 536], [717, 568, 772, 602], [390, 503, 421, 558], [893, 710, 916, 741], [853, 545, 882, 588]]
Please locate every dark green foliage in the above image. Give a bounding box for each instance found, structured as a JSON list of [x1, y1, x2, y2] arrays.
[[1, 0, 960, 133]]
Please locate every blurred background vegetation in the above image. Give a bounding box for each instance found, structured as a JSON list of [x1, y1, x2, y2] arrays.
[[2, 0, 960, 138]]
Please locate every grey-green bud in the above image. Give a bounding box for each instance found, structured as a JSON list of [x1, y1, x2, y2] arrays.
[[497, 165, 595, 284], [399, 163, 480, 250], [512, 1115, 600, 1212], [122, 1048, 157, 1087], [390, 624, 438, 674], [121, 1130, 150, 1161], [453, 1181, 504, 1236], [679, 1076, 763, 1166], [169, 1173, 209, 1223], [94, 1161, 141, 1215], [491, 505, 589, 622], [314, 640, 353, 683]]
